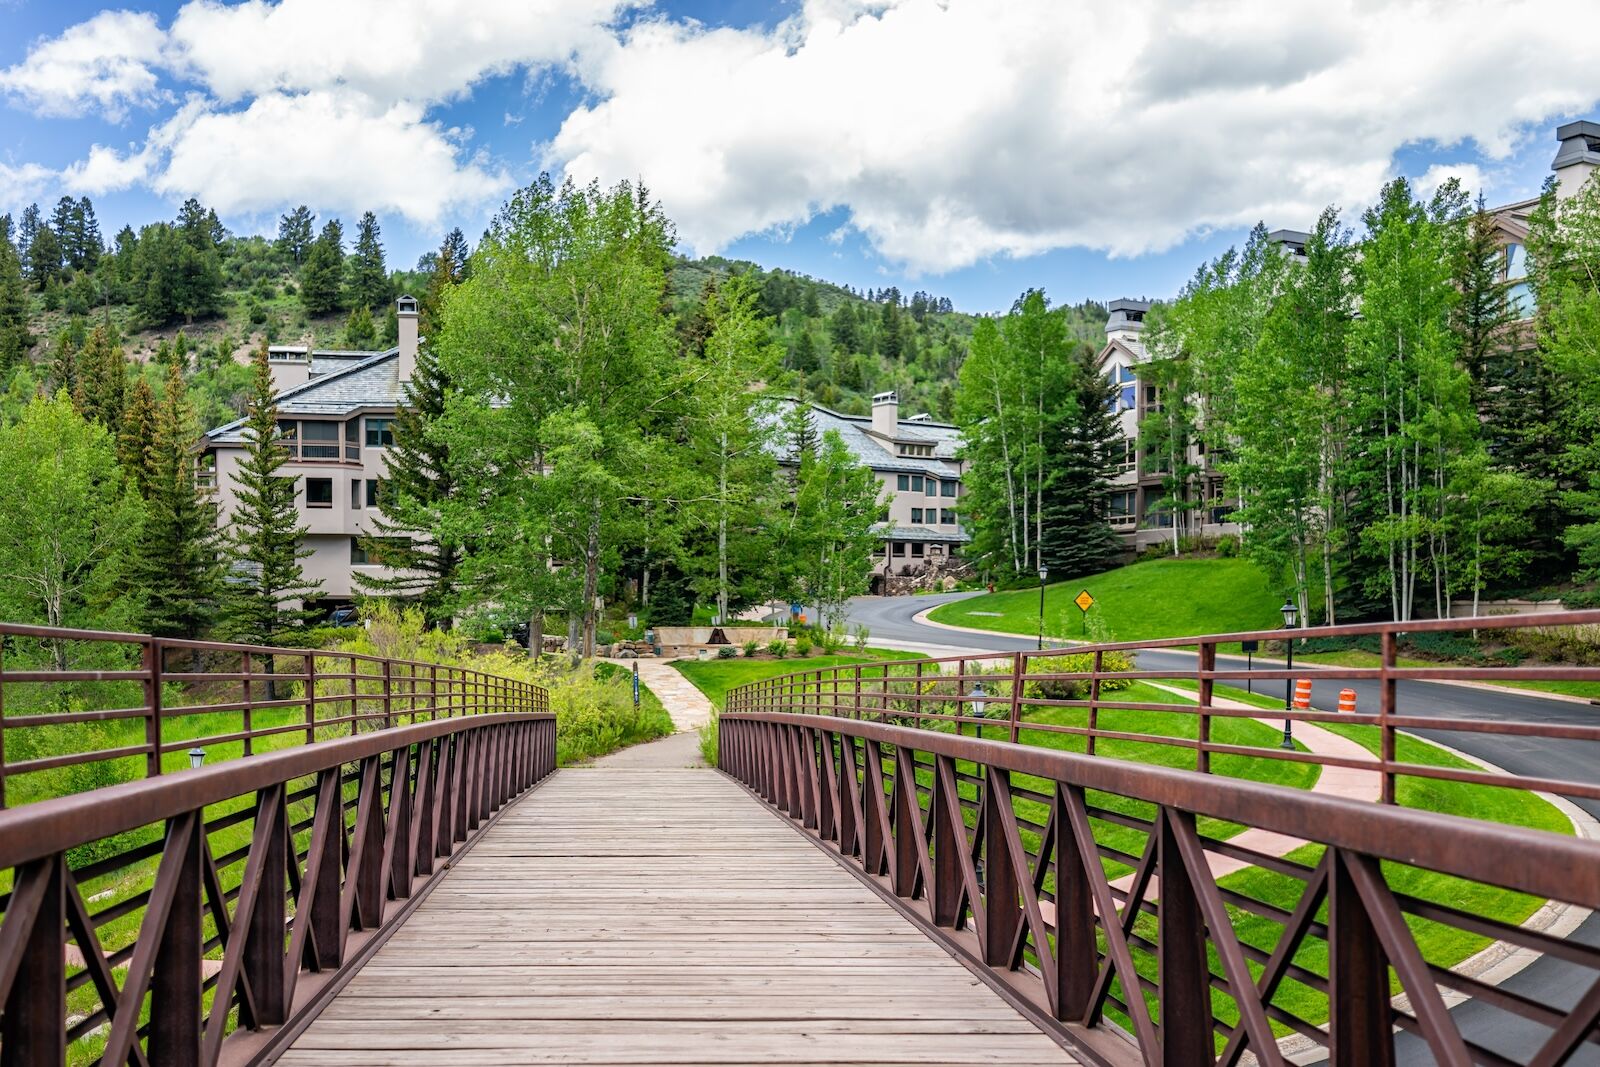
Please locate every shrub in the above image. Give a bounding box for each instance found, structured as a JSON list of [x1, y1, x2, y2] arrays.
[[767, 639, 789, 658], [821, 629, 846, 655], [1026, 650, 1136, 701], [850, 623, 871, 650], [716, 645, 738, 659], [794, 635, 813, 657], [742, 639, 761, 657], [1215, 534, 1240, 558]]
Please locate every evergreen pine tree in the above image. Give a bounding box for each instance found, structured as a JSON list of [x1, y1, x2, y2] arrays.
[[790, 329, 819, 373], [50, 328, 81, 397], [220, 342, 322, 642], [120, 377, 158, 494], [73, 325, 126, 430], [783, 398, 819, 492], [344, 305, 378, 347], [276, 206, 315, 264], [1038, 346, 1123, 578], [354, 342, 463, 625], [136, 363, 222, 638], [299, 221, 343, 315], [50, 197, 76, 264], [346, 211, 388, 311], [440, 227, 470, 282], [418, 236, 459, 336], [0, 239, 31, 371], [25, 219, 62, 291], [74, 198, 102, 271]]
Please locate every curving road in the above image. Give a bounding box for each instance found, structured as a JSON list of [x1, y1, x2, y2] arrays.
[[842, 593, 1600, 1065]]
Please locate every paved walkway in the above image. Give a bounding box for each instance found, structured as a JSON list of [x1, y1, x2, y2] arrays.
[[602, 657, 716, 732], [282, 741, 1075, 1065]]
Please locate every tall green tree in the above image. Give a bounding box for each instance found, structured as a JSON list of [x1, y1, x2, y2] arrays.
[[73, 324, 126, 431], [781, 429, 885, 628], [299, 220, 344, 316], [219, 342, 322, 642], [344, 305, 378, 348], [1038, 343, 1122, 578], [0, 394, 145, 657], [437, 176, 677, 656], [346, 211, 389, 311], [0, 237, 31, 371], [355, 340, 465, 626], [120, 377, 158, 494], [135, 363, 222, 638], [276, 206, 315, 264]]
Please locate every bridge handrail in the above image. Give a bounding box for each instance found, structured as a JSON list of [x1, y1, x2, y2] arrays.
[[0, 621, 550, 807], [0, 708, 556, 1065], [726, 609, 1600, 805], [717, 709, 1600, 1066]]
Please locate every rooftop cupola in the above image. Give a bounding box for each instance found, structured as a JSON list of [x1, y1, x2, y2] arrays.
[[1105, 298, 1151, 341]]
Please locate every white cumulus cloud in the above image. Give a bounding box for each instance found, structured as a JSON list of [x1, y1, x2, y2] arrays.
[[0, 10, 167, 121], [550, 0, 1600, 272]]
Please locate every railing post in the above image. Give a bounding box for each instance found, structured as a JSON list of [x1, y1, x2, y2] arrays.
[[1329, 851, 1395, 1065], [981, 766, 1021, 967], [1380, 631, 1397, 804], [149, 812, 203, 1065], [304, 652, 317, 745], [1, 856, 65, 1063], [144, 637, 164, 777], [1052, 784, 1096, 1022], [1086, 650, 1102, 757], [382, 658, 393, 729], [1008, 651, 1024, 744], [1197, 641, 1215, 775], [0, 641, 6, 808], [241, 651, 255, 757], [1156, 810, 1213, 1063], [244, 785, 289, 1026]]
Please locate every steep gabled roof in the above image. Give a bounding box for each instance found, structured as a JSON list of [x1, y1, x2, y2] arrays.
[[767, 398, 964, 477]]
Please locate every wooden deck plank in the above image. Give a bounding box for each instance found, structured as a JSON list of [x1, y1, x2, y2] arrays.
[[282, 766, 1075, 1065]]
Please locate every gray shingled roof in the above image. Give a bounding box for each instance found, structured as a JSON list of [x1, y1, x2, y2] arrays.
[[769, 398, 963, 477], [205, 349, 403, 445]]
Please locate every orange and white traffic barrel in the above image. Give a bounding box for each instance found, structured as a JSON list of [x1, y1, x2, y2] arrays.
[[1293, 678, 1313, 709], [1338, 688, 1357, 714]]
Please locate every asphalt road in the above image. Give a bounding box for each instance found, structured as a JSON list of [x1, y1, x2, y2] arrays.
[[841, 592, 1600, 1064]]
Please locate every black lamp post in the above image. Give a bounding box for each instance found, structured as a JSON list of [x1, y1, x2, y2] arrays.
[[1280, 599, 1299, 750], [1037, 565, 1050, 650], [970, 682, 987, 739]]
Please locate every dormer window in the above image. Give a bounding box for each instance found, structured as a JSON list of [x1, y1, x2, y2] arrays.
[[896, 443, 934, 457]]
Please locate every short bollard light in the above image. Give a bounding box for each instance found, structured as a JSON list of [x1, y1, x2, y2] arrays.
[[189, 747, 207, 770], [969, 681, 987, 737]]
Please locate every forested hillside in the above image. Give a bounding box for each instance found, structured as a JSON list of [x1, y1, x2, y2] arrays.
[[0, 194, 1108, 434]]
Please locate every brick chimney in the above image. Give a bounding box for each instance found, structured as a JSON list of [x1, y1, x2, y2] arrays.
[[871, 390, 899, 439], [396, 295, 419, 382]]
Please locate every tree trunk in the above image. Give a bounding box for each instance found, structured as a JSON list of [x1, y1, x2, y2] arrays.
[[581, 506, 601, 658]]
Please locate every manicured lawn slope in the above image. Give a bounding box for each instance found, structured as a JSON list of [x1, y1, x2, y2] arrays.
[[927, 557, 1282, 643]]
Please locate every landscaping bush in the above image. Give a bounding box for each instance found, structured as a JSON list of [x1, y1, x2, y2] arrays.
[[1028, 650, 1136, 701], [716, 645, 738, 659], [1215, 534, 1240, 558], [794, 635, 813, 657], [850, 623, 870, 650], [767, 639, 788, 658], [742, 639, 761, 657], [1503, 624, 1600, 666]]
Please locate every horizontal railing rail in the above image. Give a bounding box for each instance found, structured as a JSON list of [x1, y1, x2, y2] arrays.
[[718, 711, 1600, 1066], [0, 622, 549, 808], [0, 708, 556, 1066], [727, 610, 1600, 806]]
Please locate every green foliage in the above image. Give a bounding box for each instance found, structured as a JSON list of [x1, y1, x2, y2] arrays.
[[218, 341, 320, 642], [298, 220, 344, 315], [741, 639, 760, 656], [767, 638, 788, 658], [346, 211, 389, 312], [793, 634, 813, 656], [716, 645, 738, 659], [0, 393, 145, 636]]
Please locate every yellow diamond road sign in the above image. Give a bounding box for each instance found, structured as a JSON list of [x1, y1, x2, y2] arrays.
[[1074, 590, 1095, 613]]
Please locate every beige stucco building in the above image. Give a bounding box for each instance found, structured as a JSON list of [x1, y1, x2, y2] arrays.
[[200, 297, 420, 614], [772, 391, 968, 590]]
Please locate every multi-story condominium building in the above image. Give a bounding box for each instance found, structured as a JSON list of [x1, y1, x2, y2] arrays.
[[1098, 118, 1595, 548], [772, 391, 968, 591], [200, 296, 421, 614]]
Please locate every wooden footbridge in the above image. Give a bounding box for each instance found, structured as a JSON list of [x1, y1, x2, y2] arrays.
[[2, 616, 1600, 1066]]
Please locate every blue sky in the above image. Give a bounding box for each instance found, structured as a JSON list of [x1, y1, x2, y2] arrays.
[[4, 0, 1600, 313]]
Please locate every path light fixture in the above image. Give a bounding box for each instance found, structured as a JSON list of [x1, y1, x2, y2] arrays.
[[969, 681, 987, 738], [1037, 565, 1050, 650], [189, 747, 206, 770], [1280, 599, 1299, 750]]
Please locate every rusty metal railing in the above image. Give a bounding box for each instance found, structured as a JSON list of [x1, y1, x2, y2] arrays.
[[0, 709, 556, 1066], [727, 610, 1600, 806], [718, 712, 1600, 1066], [0, 622, 549, 808]]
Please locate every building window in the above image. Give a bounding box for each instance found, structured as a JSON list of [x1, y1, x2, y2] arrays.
[[940, 508, 956, 525], [366, 417, 394, 447], [1120, 384, 1136, 411], [305, 477, 333, 507], [910, 508, 922, 524], [891, 542, 907, 557], [941, 481, 957, 498], [1508, 281, 1535, 317], [925, 478, 936, 496], [301, 420, 340, 459], [911, 543, 925, 558], [351, 479, 362, 508], [1110, 490, 1136, 526], [345, 418, 361, 460], [910, 475, 923, 492], [366, 479, 381, 509], [350, 538, 368, 565], [897, 474, 910, 491]]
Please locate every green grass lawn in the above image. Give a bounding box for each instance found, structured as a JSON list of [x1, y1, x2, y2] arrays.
[[674, 648, 925, 710], [927, 557, 1282, 644]]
